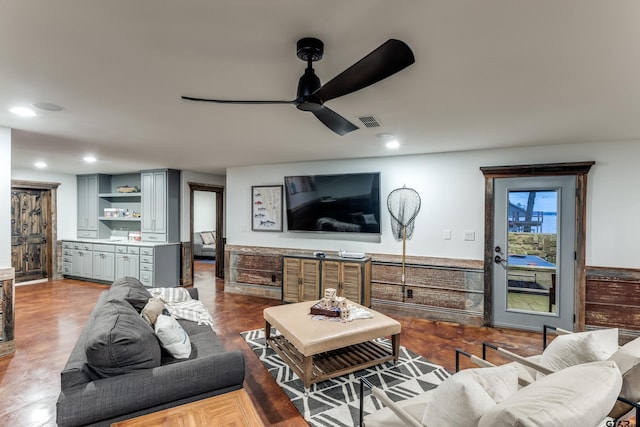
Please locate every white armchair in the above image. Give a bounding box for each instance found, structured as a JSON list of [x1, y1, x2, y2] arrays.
[[360, 360, 624, 427], [359, 326, 640, 427]]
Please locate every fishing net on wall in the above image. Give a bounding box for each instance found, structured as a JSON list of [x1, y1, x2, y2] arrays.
[[387, 186, 421, 302], [387, 186, 421, 241]]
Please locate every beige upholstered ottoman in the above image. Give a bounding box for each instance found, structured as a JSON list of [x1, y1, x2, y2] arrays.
[[263, 300, 401, 389]]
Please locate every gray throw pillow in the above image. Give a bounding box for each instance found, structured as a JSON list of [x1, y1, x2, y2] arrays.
[[109, 276, 151, 310], [85, 299, 161, 378]]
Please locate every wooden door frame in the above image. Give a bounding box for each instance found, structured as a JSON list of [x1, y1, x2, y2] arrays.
[[11, 180, 60, 282], [188, 182, 224, 280], [480, 162, 594, 330]]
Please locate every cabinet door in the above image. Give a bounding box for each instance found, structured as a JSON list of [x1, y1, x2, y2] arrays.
[[151, 171, 167, 233], [321, 260, 341, 296], [300, 259, 320, 301], [321, 260, 364, 304], [282, 258, 302, 303], [71, 250, 83, 276], [339, 262, 362, 302], [282, 258, 319, 302], [80, 250, 93, 278], [116, 254, 140, 279], [93, 252, 115, 281], [141, 171, 167, 234], [141, 172, 155, 233], [77, 175, 98, 231]]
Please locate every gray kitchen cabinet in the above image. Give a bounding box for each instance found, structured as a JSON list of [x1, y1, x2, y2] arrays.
[[63, 241, 180, 287], [65, 241, 93, 278], [77, 175, 108, 239], [138, 245, 180, 287], [115, 246, 140, 280], [92, 244, 115, 282], [141, 169, 180, 243]]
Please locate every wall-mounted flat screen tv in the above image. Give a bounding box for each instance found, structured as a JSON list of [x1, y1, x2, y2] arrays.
[[284, 172, 381, 233]]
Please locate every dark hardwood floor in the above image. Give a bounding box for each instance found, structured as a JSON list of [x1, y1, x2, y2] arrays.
[[0, 261, 543, 426]]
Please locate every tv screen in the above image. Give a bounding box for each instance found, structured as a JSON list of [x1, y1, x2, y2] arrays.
[[284, 172, 381, 233]]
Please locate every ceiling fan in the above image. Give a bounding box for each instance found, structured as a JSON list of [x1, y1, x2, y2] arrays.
[[181, 37, 415, 136]]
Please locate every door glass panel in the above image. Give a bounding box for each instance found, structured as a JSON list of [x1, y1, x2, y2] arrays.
[[506, 190, 558, 314]]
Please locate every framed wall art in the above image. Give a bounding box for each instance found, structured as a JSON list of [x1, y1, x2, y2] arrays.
[[251, 185, 283, 232]]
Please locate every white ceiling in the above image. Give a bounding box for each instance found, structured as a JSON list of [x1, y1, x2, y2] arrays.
[[2, 1, 640, 176]]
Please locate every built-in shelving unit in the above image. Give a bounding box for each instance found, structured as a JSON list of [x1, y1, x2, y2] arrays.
[[93, 174, 143, 239], [77, 170, 180, 242]]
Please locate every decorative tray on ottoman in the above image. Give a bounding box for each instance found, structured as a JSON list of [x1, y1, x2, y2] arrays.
[[310, 302, 341, 317]]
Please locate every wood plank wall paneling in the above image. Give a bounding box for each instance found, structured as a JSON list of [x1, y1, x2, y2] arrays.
[[225, 246, 640, 335], [225, 245, 484, 324], [586, 267, 640, 338], [0, 268, 16, 358]]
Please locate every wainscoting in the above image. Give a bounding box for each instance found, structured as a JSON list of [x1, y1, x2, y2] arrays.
[[586, 266, 640, 340], [226, 245, 640, 337], [225, 245, 485, 325]]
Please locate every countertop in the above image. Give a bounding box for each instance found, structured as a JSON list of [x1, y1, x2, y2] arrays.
[[64, 238, 180, 247]]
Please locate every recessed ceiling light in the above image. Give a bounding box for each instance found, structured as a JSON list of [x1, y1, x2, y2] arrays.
[[377, 133, 400, 149], [10, 106, 36, 117], [83, 156, 97, 163], [31, 102, 64, 112], [34, 161, 47, 168], [385, 140, 400, 149]]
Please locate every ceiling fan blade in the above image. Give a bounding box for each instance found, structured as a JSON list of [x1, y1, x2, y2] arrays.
[[313, 39, 415, 102], [311, 107, 359, 136], [181, 96, 295, 105]]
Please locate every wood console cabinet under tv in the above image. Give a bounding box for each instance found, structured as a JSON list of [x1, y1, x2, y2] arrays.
[[282, 255, 371, 306]]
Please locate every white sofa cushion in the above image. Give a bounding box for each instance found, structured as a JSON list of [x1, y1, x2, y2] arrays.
[[608, 335, 640, 418], [478, 360, 623, 427], [363, 390, 435, 427], [422, 364, 518, 426], [537, 328, 618, 378]]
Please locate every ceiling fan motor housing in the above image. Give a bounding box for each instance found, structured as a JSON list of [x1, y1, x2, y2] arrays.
[[296, 37, 324, 62], [296, 38, 324, 110]]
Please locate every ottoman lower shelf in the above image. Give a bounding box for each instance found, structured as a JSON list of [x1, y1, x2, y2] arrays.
[[266, 334, 397, 389]]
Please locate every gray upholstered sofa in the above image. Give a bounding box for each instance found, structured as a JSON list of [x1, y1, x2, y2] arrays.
[[56, 277, 245, 427], [193, 231, 216, 258]]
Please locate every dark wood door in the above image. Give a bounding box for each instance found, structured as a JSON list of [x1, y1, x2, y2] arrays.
[[11, 189, 50, 283]]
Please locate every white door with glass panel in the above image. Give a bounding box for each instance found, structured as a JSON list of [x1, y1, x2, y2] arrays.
[[493, 176, 575, 331]]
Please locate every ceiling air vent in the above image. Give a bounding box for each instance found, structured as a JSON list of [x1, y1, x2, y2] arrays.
[[356, 115, 382, 128]]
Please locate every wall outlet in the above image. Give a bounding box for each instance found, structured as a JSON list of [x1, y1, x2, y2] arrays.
[[407, 289, 413, 298], [463, 230, 475, 241], [443, 229, 452, 240]]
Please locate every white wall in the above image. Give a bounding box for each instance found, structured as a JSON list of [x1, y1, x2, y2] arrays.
[[180, 171, 225, 241], [193, 191, 216, 232], [0, 127, 11, 268], [226, 140, 640, 269], [11, 169, 77, 240]]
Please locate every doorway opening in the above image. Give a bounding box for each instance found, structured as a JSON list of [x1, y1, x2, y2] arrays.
[[189, 183, 224, 284]]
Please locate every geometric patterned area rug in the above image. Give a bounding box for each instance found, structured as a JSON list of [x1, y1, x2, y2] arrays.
[[241, 328, 451, 427]]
